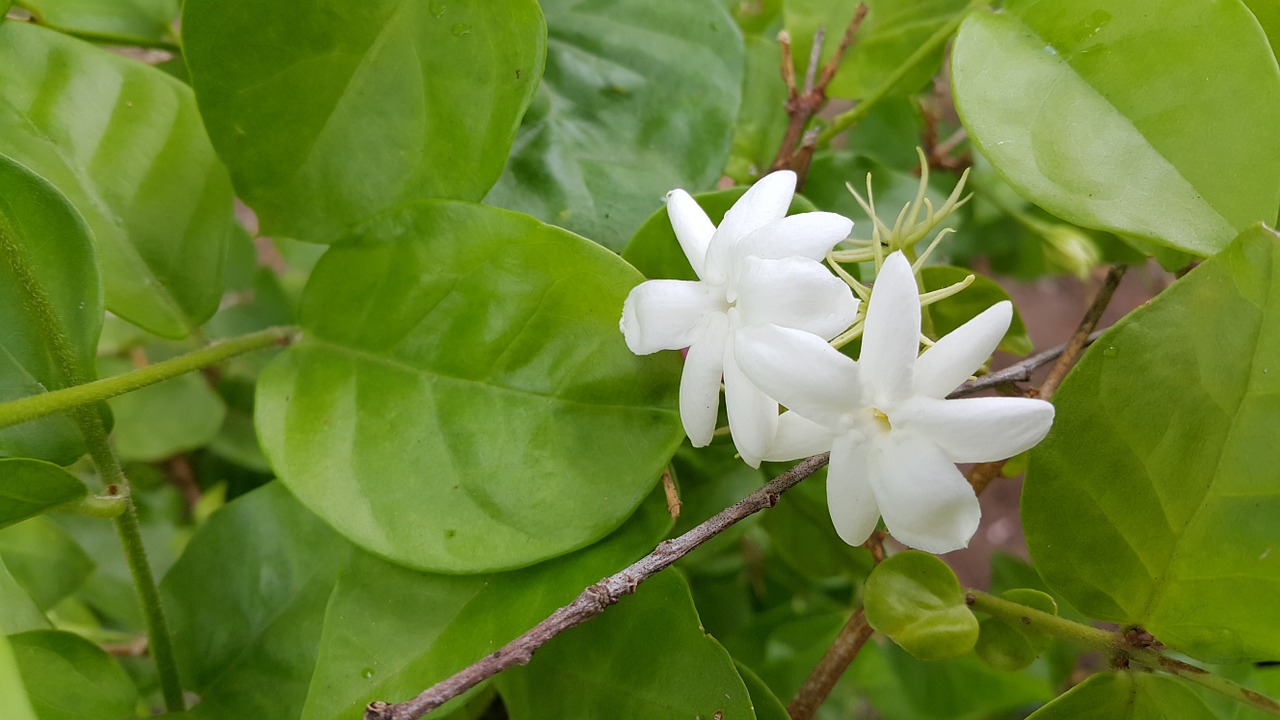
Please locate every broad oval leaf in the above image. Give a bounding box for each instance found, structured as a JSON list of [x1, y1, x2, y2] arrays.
[[495, 570, 756, 720], [15, 0, 180, 46], [863, 550, 978, 661], [1025, 225, 1280, 662], [0, 23, 233, 338], [1026, 672, 1216, 720], [7, 630, 137, 720], [183, 0, 545, 244], [952, 0, 1280, 256], [0, 155, 100, 464], [256, 200, 682, 573], [0, 459, 87, 530], [485, 0, 744, 251]]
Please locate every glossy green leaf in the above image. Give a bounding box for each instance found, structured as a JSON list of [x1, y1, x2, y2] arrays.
[[15, 0, 179, 46], [257, 200, 681, 573], [163, 482, 671, 719], [974, 588, 1056, 672], [0, 23, 233, 338], [786, 0, 969, 99], [0, 557, 47, 634], [952, 0, 1280, 256], [0, 155, 100, 465], [485, 0, 744, 251], [863, 550, 978, 661], [182, 0, 543, 244], [0, 634, 38, 720], [496, 570, 755, 720], [622, 188, 818, 281], [100, 356, 226, 462], [724, 36, 789, 184], [1026, 672, 1216, 720], [1025, 225, 1280, 662], [8, 630, 137, 720], [0, 517, 92, 611], [0, 459, 87, 530], [922, 266, 1032, 356]]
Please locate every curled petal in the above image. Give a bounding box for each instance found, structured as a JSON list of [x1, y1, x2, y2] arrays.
[[723, 342, 778, 468], [764, 411, 836, 462], [704, 171, 796, 282], [868, 431, 980, 554], [827, 431, 881, 546], [620, 280, 723, 354], [860, 252, 921, 407], [680, 312, 730, 447], [666, 189, 715, 278], [915, 301, 1012, 398], [733, 256, 859, 339], [734, 323, 862, 428], [893, 396, 1055, 464], [735, 212, 853, 262]]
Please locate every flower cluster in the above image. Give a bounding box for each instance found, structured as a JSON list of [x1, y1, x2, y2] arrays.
[[621, 172, 1055, 554]]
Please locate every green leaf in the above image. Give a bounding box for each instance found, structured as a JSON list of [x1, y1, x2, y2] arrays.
[[0, 155, 100, 465], [0, 23, 233, 338], [724, 36, 789, 185], [785, 0, 969, 99], [759, 474, 873, 582], [162, 482, 671, 719], [257, 200, 682, 573], [15, 0, 179, 46], [921, 266, 1032, 356], [0, 459, 87, 530], [863, 550, 978, 661], [100, 356, 226, 462], [1026, 672, 1216, 720], [952, 0, 1280, 256], [0, 517, 92, 611], [182, 0, 544, 245], [1024, 225, 1280, 662], [737, 661, 790, 720], [0, 633, 38, 720], [485, 0, 744, 251], [0, 557, 47, 634], [496, 570, 755, 719], [974, 588, 1056, 672], [1244, 0, 1280, 64], [7, 630, 137, 720]]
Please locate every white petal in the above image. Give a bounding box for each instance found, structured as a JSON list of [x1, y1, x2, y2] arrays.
[[620, 280, 723, 354], [734, 323, 862, 427], [733, 256, 859, 339], [868, 431, 980, 554], [763, 411, 837, 462], [860, 252, 921, 406], [704, 171, 796, 282], [915, 302, 1013, 398], [666, 189, 715, 278], [734, 212, 853, 262], [723, 341, 778, 468], [894, 396, 1055, 464], [826, 431, 881, 546], [680, 312, 730, 447]]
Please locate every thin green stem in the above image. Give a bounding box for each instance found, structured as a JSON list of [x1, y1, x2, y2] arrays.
[[0, 326, 298, 430], [966, 590, 1280, 717]]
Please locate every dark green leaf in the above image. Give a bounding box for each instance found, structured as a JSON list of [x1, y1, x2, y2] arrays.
[[921, 266, 1032, 356], [725, 36, 788, 184], [257, 200, 682, 572], [0, 23, 233, 338], [0, 154, 99, 465], [863, 550, 978, 661], [1026, 672, 1216, 720], [184, 0, 545, 243], [760, 475, 873, 582], [1025, 225, 1280, 662], [952, 0, 1280, 255], [974, 588, 1056, 672], [738, 661, 790, 720], [1245, 0, 1280, 64], [8, 630, 136, 720], [15, 0, 179, 46], [485, 0, 744, 251], [0, 459, 87, 529], [100, 356, 226, 462], [0, 517, 92, 611]]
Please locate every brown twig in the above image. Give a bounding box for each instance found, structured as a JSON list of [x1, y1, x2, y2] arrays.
[[787, 609, 874, 720], [365, 454, 833, 720], [661, 467, 681, 521], [947, 331, 1104, 399]]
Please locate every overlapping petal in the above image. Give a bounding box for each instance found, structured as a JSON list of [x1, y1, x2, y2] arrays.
[[679, 312, 730, 447], [827, 431, 881, 546], [666, 189, 715, 278], [860, 252, 920, 406], [894, 395, 1055, 464], [735, 324, 862, 428], [867, 431, 981, 554], [914, 301, 1012, 398], [764, 412, 837, 462], [723, 342, 778, 468], [733, 256, 859, 339], [734, 212, 853, 262], [704, 171, 796, 282], [620, 280, 722, 354]]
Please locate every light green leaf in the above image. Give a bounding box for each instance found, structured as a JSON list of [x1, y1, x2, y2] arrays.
[[7, 630, 137, 720], [863, 550, 978, 661], [1026, 672, 1216, 720], [0, 633, 38, 720], [0, 155, 100, 465], [15, 0, 179, 46], [0, 556, 47, 634], [0, 517, 92, 611], [952, 0, 1280, 256], [0, 459, 87, 530], [257, 200, 682, 573], [1024, 225, 1280, 662], [974, 588, 1056, 672], [496, 570, 756, 720], [100, 356, 226, 462], [182, 0, 545, 244], [1244, 0, 1280, 64], [0, 23, 233, 338], [921, 266, 1032, 356], [485, 0, 744, 251]]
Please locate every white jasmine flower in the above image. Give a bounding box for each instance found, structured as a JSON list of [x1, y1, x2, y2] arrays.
[[620, 171, 858, 467], [736, 252, 1054, 553]]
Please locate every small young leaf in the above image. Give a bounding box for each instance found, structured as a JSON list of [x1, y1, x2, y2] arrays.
[[863, 550, 979, 661], [1026, 672, 1216, 720], [0, 459, 87, 530], [7, 630, 137, 720], [974, 588, 1057, 672]]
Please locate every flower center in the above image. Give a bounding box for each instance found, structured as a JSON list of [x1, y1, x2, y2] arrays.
[[871, 407, 892, 433]]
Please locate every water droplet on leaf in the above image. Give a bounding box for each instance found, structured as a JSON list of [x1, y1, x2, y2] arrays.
[[1102, 346, 1119, 358], [361, 667, 375, 679], [428, 0, 446, 17], [451, 23, 471, 37]]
